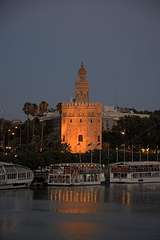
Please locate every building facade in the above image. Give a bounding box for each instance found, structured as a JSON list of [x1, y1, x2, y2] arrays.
[[61, 63, 102, 153], [103, 105, 150, 131]]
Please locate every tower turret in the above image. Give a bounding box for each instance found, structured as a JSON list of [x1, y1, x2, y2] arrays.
[[75, 63, 89, 103]]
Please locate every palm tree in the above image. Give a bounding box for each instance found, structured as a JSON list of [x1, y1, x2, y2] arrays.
[[22, 102, 32, 118], [39, 101, 49, 115], [56, 102, 62, 143], [30, 104, 38, 139], [56, 102, 62, 114], [23, 102, 33, 143]]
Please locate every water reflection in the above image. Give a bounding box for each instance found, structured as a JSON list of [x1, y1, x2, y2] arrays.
[[0, 184, 160, 240], [48, 186, 106, 214], [0, 218, 16, 233], [56, 221, 104, 240], [48, 186, 104, 203], [48, 184, 160, 209], [108, 183, 160, 208]]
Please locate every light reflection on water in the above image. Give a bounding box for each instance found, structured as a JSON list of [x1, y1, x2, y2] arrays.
[[0, 184, 160, 240], [48, 186, 104, 214], [49, 186, 103, 203]]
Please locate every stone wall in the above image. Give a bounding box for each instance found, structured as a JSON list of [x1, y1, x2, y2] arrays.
[[61, 102, 102, 153]]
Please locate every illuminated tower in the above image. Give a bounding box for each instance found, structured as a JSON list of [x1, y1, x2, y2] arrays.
[[61, 63, 102, 153], [75, 62, 89, 103]]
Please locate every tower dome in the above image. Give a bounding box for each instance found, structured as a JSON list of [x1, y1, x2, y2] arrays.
[[75, 63, 89, 103], [78, 62, 87, 78]]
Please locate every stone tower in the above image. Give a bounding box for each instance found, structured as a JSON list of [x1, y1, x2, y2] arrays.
[[75, 62, 89, 103], [61, 64, 102, 153]]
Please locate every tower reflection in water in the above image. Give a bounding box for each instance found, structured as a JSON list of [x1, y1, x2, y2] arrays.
[[48, 186, 105, 214], [48, 186, 106, 239]]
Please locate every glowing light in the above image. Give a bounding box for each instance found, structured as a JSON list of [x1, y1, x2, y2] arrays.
[[121, 130, 125, 135]]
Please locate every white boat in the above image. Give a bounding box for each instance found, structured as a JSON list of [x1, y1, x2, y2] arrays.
[[47, 163, 105, 186], [110, 161, 160, 183], [0, 161, 34, 189]]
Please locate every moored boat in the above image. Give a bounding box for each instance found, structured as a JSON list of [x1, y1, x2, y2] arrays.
[[0, 161, 34, 189], [47, 163, 105, 186], [110, 161, 160, 183]]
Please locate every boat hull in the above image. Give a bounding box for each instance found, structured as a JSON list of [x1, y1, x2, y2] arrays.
[[0, 183, 32, 190], [48, 181, 105, 186], [110, 177, 160, 184]]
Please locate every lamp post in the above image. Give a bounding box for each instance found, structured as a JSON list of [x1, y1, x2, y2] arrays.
[[19, 125, 22, 147], [146, 146, 149, 161], [40, 119, 44, 152], [139, 145, 142, 161], [79, 153, 82, 163], [91, 149, 93, 164], [156, 146, 159, 161], [88, 143, 93, 163], [77, 142, 81, 163], [123, 144, 126, 162], [131, 145, 134, 162], [116, 146, 119, 162], [96, 142, 101, 166], [99, 149, 102, 166], [121, 130, 125, 162]]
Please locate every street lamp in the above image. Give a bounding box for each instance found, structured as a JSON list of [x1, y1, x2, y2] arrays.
[[77, 142, 81, 163], [146, 147, 149, 161], [139, 145, 142, 161], [40, 119, 44, 152], [116, 146, 119, 162], [121, 130, 125, 162], [96, 142, 101, 166], [123, 144, 126, 162], [88, 143, 93, 163], [107, 143, 110, 158], [19, 125, 22, 147], [91, 148, 93, 164], [131, 144, 134, 162], [121, 130, 125, 135], [156, 146, 159, 161]]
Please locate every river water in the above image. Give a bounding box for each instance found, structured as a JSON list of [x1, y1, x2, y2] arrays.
[[0, 184, 160, 240]]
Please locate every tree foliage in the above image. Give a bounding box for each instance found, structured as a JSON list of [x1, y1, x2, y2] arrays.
[[103, 111, 160, 148]]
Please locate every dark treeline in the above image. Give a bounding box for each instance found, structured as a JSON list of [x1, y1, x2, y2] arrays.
[[0, 117, 77, 169], [102, 111, 160, 163], [103, 111, 160, 148]]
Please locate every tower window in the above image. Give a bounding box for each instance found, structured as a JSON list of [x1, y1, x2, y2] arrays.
[[63, 135, 65, 142], [70, 119, 72, 123], [78, 135, 83, 142], [90, 119, 93, 123], [80, 119, 82, 123], [98, 136, 100, 142]]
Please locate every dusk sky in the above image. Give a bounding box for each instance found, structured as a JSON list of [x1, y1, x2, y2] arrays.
[[0, 0, 160, 119]]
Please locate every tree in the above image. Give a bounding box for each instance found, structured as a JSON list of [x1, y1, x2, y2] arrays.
[[39, 101, 49, 115], [56, 102, 62, 114]]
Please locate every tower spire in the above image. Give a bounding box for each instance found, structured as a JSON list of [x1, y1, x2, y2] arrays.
[[75, 63, 89, 103], [78, 62, 87, 79]]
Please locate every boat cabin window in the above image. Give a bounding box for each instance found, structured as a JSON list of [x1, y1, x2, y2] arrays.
[[113, 173, 127, 178]]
